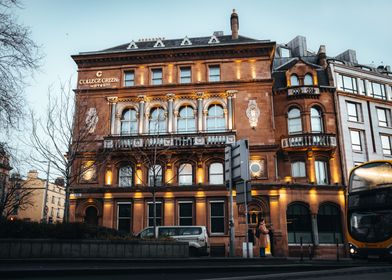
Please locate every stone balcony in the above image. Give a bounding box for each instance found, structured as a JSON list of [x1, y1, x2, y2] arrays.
[[103, 131, 236, 150], [287, 86, 320, 99], [281, 133, 337, 150]]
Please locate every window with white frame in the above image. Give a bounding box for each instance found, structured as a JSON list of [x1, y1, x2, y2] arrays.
[[117, 203, 132, 233], [148, 165, 163, 187], [148, 202, 162, 227], [377, 107, 391, 127], [360, 79, 367, 95], [208, 65, 220, 82], [380, 135, 392, 155], [151, 68, 163, 85], [350, 130, 363, 152], [291, 161, 306, 178], [178, 163, 193, 185], [206, 104, 225, 131], [124, 71, 135, 87], [288, 107, 302, 134], [177, 106, 196, 133], [149, 107, 166, 134], [315, 160, 329, 185], [119, 166, 133, 187], [210, 201, 225, 234], [179, 202, 193, 226], [209, 162, 224, 184], [304, 74, 313, 86], [337, 74, 358, 93], [369, 82, 386, 100], [290, 74, 299, 86], [346, 102, 362, 122], [310, 107, 323, 133], [180, 66, 191, 83], [121, 109, 138, 135]]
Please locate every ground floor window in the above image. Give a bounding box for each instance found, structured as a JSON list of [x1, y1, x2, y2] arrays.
[[148, 202, 162, 227], [287, 203, 312, 244], [210, 201, 225, 234], [179, 202, 193, 226], [317, 203, 343, 244], [117, 203, 132, 233]]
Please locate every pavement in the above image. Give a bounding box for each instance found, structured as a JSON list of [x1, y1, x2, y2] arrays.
[[0, 257, 391, 278]]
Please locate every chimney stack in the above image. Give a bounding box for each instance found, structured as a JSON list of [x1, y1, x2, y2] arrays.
[[27, 170, 38, 179], [317, 45, 327, 67], [230, 9, 239, 40]]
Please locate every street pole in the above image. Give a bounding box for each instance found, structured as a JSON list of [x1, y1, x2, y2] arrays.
[[228, 147, 235, 257], [41, 161, 51, 222], [244, 180, 250, 258]]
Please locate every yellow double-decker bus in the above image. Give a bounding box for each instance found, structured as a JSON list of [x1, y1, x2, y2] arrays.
[[347, 161, 392, 260]]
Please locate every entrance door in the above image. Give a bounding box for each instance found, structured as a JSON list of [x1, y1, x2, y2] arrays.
[[84, 206, 98, 226]]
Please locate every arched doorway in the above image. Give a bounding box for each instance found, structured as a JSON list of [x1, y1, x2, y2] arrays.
[[286, 202, 312, 244], [84, 206, 98, 226]]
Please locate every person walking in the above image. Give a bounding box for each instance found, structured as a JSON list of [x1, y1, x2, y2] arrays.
[[256, 219, 269, 257]]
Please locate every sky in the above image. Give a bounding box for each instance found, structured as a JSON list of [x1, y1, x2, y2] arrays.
[[6, 0, 392, 175]]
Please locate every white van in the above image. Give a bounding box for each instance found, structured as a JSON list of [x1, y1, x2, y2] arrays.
[[136, 226, 210, 256]]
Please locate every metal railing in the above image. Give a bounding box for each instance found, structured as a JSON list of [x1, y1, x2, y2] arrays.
[[287, 86, 320, 97], [281, 133, 337, 149], [103, 131, 236, 150]]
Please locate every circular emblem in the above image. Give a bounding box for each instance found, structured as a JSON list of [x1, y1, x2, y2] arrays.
[[96, 71, 103, 77]]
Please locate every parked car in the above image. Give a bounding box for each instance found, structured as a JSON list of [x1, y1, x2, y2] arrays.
[[136, 226, 210, 256]]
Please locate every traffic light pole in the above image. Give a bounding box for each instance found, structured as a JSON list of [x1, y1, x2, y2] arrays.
[[228, 148, 235, 257]]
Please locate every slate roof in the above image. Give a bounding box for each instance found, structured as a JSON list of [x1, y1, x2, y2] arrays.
[[79, 35, 270, 55]]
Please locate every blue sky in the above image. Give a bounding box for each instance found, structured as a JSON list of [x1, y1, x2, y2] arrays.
[[13, 0, 391, 112]]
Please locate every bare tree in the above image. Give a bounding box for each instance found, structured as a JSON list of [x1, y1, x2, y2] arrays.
[[25, 79, 104, 222], [0, 173, 35, 218], [0, 0, 42, 131]]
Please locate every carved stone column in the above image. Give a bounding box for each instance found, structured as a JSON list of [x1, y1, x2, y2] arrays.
[[226, 90, 237, 130], [167, 93, 175, 133], [196, 92, 204, 132], [311, 213, 319, 246], [138, 95, 146, 134], [107, 97, 118, 135]]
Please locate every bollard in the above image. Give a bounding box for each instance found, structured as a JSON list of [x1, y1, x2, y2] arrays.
[[336, 238, 339, 262], [308, 244, 312, 260], [300, 237, 303, 261]]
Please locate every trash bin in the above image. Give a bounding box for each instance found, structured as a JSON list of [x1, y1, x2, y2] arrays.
[[242, 242, 253, 258]]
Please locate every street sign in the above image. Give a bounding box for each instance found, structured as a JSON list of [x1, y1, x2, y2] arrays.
[[235, 181, 252, 205]]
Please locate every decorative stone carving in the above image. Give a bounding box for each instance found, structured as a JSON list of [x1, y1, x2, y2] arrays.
[[106, 96, 118, 103], [86, 107, 98, 133], [246, 100, 260, 128]]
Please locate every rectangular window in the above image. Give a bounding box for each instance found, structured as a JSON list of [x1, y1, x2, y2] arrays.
[[117, 203, 132, 233], [179, 202, 193, 226], [337, 74, 357, 93], [361, 80, 367, 95], [346, 101, 361, 122], [291, 161, 306, 178], [180, 66, 191, 83], [210, 201, 225, 234], [380, 135, 392, 155], [151, 68, 163, 85], [350, 130, 362, 152], [377, 107, 390, 127], [369, 82, 386, 100], [124, 71, 135, 87], [56, 208, 60, 218], [208, 65, 220, 82], [52, 196, 55, 204], [148, 202, 162, 227], [315, 161, 329, 185]]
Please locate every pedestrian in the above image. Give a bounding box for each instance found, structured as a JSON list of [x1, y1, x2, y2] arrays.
[[256, 219, 269, 257]]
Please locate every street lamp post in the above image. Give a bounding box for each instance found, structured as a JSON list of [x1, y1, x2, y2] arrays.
[[41, 161, 51, 222]]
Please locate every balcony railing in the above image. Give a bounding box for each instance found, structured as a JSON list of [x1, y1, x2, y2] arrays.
[[281, 133, 337, 149], [287, 86, 320, 98], [103, 131, 236, 150]]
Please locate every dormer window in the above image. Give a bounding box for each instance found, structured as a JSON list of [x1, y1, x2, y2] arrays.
[[153, 39, 165, 48], [127, 40, 138, 49], [181, 36, 192, 46], [304, 74, 314, 86], [208, 35, 220, 44], [290, 74, 299, 86]]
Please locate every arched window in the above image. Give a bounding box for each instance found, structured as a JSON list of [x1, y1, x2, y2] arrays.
[[148, 165, 163, 187], [178, 163, 193, 185], [178, 106, 196, 133], [311, 107, 323, 133], [119, 166, 133, 187], [290, 74, 299, 86], [209, 162, 224, 184], [288, 107, 302, 134], [207, 104, 225, 131], [149, 107, 166, 134], [317, 203, 343, 244], [304, 74, 314, 85], [287, 203, 313, 244], [121, 109, 138, 135], [84, 206, 98, 226]]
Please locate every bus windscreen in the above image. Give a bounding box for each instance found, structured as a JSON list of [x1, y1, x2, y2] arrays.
[[349, 162, 392, 193]]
